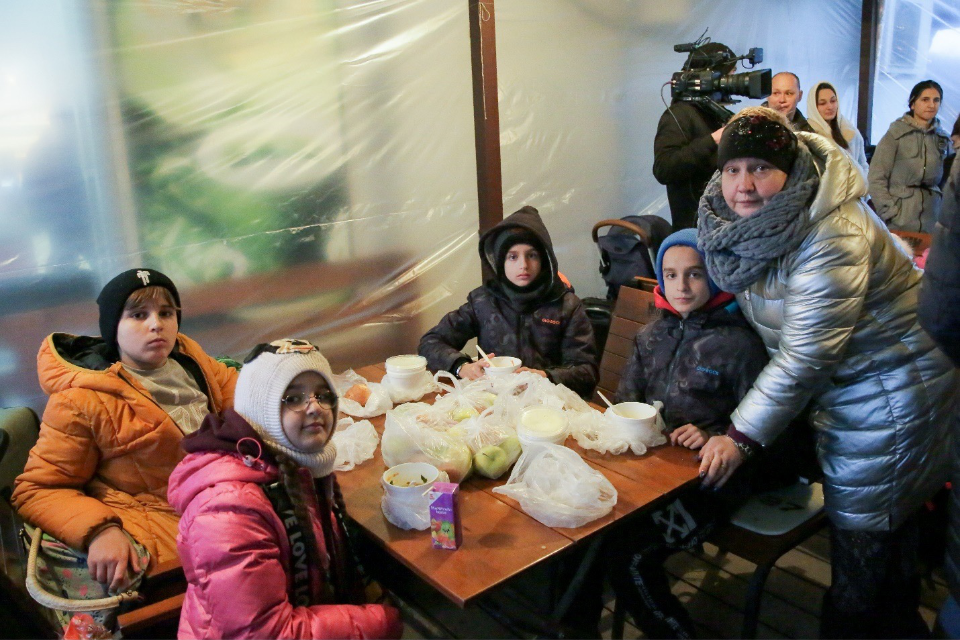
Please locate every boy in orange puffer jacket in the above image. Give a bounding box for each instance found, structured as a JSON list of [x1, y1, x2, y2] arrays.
[[12, 268, 237, 626]]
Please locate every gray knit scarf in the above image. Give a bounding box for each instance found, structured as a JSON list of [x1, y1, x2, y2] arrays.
[[697, 145, 820, 293]]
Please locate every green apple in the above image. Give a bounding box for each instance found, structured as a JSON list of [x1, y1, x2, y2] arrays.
[[499, 436, 522, 465], [477, 392, 498, 409], [451, 406, 480, 422], [474, 445, 510, 479]]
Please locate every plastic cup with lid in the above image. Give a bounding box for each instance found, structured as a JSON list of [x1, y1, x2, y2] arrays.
[[384, 355, 428, 392], [517, 405, 569, 450]]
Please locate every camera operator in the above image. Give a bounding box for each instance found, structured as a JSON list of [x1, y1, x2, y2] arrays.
[[653, 43, 738, 230]]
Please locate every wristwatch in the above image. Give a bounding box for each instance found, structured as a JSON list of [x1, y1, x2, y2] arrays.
[[724, 435, 756, 460]]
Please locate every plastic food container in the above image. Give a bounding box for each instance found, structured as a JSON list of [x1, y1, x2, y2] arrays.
[[484, 356, 521, 377], [381, 462, 441, 497], [384, 355, 428, 391], [517, 405, 568, 449], [607, 402, 660, 440]]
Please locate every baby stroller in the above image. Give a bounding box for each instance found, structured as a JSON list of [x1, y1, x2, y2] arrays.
[[582, 215, 673, 353]]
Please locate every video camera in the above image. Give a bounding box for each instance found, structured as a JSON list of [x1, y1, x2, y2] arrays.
[[670, 37, 772, 121]]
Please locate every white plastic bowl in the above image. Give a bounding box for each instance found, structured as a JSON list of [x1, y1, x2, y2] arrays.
[[485, 356, 521, 377], [607, 402, 661, 440], [517, 405, 569, 449], [381, 462, 440, 497]]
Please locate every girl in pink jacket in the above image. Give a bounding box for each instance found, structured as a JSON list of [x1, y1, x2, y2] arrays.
[[168, 339, 402, 639]]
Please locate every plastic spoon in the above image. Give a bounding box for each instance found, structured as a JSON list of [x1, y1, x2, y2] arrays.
[[476, 345, 494, 367], [596, 390, 621, 415]]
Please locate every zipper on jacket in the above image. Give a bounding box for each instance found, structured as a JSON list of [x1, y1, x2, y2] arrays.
[[663, 319, 686, 404]]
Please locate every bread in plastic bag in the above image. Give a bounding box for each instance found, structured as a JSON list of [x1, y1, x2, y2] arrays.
[[569, 401, 666, 456], [331, 417, 380, 472], [493, 444, 617, 528], [381, 403, 474, 482], [332, 369, 393, 418]]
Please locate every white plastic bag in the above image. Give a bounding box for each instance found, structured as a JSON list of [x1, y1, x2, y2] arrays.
[[331, 417, 380, 471], [381, 403, 474, 482], [492, 444, 617, 528], [331, 369, 393, 418], [569, 402, 667, 456], [431, 371, 498, 421]]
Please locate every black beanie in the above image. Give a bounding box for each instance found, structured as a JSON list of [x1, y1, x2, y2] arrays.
[[717, 114, 798, 174], [97, 268, 181, 353], [494, 228, 546, 281]]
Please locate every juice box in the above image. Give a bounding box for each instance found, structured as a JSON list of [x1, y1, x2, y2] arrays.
[[428, 482, 462, 550]]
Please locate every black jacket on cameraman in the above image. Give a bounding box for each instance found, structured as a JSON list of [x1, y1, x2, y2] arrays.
[[418, 206, 598, 398], [653, 101, 725, 230]]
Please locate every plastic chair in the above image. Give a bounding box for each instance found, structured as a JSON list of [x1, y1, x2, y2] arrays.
[[704, 481, 826, 639], [611, 481, 826, 639], [0, 407, 40, 501]]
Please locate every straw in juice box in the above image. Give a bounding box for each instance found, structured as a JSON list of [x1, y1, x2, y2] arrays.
[[428, 482, 462, 550]]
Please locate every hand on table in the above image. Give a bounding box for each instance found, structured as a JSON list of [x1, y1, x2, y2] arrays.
[[670, 424, 709, 450], [87, 526, 147, 592], [697, 435, 743, 489], [516, 367, 547, 377], [458, 359, 490, 380]]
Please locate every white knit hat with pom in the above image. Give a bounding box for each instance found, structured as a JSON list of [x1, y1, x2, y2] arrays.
[[234, 339, 338, 477]]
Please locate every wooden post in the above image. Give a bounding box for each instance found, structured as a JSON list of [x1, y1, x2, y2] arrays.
[[858, 0, 880, 145], [468, 0, 503, 240]]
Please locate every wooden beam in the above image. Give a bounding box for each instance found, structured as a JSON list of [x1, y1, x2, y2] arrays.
[[468, 0, 503, 238], [858, 0, 881, 145]]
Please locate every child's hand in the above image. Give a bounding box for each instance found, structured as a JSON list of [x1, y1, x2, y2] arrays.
[[670, 424, 709, 449], [516, 367, 547, 377], [87, 526, 147, 592], [459, 360, 489, 380], [697, 435, 743, 489]]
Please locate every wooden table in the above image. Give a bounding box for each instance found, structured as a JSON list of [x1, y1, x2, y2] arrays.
[[336, 364, 701, 612]]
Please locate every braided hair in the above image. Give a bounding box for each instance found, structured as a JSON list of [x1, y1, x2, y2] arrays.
[[276, 451, 368, 605]]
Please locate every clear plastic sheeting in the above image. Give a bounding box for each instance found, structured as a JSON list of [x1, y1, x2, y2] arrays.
[[872, 0, 960, 142], [495, 0, 863, 297], [0, 0, 479, 411]]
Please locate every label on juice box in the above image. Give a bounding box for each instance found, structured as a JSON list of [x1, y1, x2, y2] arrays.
[[428, 482, 462, 550]]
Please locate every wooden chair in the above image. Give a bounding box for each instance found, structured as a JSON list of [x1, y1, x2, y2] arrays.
[[633, 276, 658, 293], [593, 285, 658, 405], [596, 291, 828, 639]]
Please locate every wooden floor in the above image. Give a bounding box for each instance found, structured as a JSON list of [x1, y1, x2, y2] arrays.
[[399, 528, 949, 639]]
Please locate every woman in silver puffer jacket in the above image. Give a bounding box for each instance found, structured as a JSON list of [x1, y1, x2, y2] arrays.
[[696, 107, 956, 639]]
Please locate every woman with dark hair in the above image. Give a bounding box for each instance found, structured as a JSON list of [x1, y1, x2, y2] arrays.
[[869, 79, 952, 232], [806, 80, 868, 175], [697, 106, 956, 638]]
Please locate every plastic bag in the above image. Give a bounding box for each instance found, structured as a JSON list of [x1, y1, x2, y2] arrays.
[[381, 403, 474, 482], [493, 444, 617, 528], [380, 471, 450, 530], [431, 371, 498, 421], [330, 417, 380, 471], [331, 369, 393, 418], [569, 402, 667, 456], [380, 370, 438, 404]]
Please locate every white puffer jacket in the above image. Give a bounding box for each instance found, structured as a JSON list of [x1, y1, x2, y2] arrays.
[[728, 132, 957, 531]]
